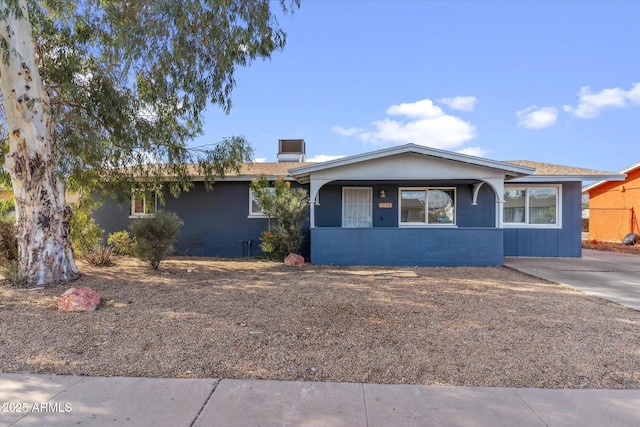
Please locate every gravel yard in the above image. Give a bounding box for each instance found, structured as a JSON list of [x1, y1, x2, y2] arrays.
[[1, 257, 638, 389]]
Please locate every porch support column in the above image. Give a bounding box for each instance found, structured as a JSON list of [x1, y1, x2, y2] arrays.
[[479, 178, 505, 228], [308, 178, 332, 229]]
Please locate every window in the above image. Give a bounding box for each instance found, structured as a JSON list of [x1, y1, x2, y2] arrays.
[[131, 190, 157, 217], [504, 186, 560, 226], [399, 188, 455, 225], [249, 187, 275, 217], [342, 187, 372, 228]]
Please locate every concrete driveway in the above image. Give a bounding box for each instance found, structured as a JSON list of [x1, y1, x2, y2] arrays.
[[505, 249, 640, 311]]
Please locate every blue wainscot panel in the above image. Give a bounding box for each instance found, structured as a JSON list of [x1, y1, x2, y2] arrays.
[[311, 227, 504, 267]]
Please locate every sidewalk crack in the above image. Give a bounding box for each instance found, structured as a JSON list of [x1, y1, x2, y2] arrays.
[[188, 379, 219, 427], [362, 383, 369, 427], [512, 388, 548, 427]]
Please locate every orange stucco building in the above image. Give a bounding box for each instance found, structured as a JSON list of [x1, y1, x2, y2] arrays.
[[584, 161, 640, 242]]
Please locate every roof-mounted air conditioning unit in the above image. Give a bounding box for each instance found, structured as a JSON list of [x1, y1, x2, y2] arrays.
[[277, 139, 306, 162]]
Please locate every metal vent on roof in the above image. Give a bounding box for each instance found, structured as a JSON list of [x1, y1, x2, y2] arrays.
[[278, 139, 306, 162]]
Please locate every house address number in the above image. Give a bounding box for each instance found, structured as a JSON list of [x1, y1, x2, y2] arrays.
[[378, 202, 393, 209]]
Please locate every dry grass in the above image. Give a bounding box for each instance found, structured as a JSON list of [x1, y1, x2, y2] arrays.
[[1, 257, 639, 389], [582, 240, 640, 255]]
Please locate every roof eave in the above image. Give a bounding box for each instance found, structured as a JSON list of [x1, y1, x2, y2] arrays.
[[510, 174, 627, 183], [289, 143, 535, 179], [582, 162, 638, 192]]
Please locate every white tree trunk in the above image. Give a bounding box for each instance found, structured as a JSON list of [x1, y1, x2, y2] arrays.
[[0, 0, 79, 285]]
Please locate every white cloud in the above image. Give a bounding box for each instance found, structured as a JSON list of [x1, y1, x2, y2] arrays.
[[386, 99, 445, 118], [438, 96, 478, 112], [332, 125, 363, 136], [306, 154, 345, 162], [355, 98, 477, 150], [516, 106, 558, 129], [253, 157, 267, 163], [563, 82, 640, 118], [456, 146, 488, 157]]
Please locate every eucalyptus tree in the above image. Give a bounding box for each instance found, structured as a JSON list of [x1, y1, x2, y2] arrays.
[[0, 0, 299, 285]]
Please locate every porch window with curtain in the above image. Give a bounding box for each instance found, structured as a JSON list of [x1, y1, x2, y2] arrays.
[[399, 188, 456, 225], [342, 187, 373, 228], [504, 189, 526, 223]]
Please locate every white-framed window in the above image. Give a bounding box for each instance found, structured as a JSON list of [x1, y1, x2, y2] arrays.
[[342, 187, 372, 228], [399, 187, 456, 226], [130, 189, 157, 217], [504, 185, 561, 227], [249, 187, 276, 217]]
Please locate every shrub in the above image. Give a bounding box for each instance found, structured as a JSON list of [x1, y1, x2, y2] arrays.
[[107, 230, 135, 255], [250, 177, 308, 260], [0, 197, 15, 214], [130, 211, 183, 270], [83, 245, 114, 267], [0, 212, 17, 263], [70, 202, 103, 256], [1, 260, 27, 287]]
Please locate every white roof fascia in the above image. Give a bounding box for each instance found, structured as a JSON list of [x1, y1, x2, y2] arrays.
[[582, 161, 639, 192], [511, 174, 626, 183], [289, 144, 534, 182], [162, 175, 298, 183]]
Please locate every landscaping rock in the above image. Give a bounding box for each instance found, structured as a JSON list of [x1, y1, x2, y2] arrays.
[[284, 253, 304, 267], [58, 287, 101, 312]]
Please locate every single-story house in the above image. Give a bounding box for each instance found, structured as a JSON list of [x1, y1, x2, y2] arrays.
[[583, 161, 639, 243], [92, 140, 624, 266]]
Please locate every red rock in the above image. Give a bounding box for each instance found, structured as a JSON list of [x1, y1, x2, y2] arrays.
[[284, 253, 304, 267], [57, 287, 101, 312]]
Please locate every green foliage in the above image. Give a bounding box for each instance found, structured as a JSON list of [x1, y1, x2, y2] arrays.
[[250, 177, 308, 260], [0, 212, 17, 263], [130, 211, 183, 270], [69, 201, 103, 256], [0, 0, 299, 199], [1, 260, 27, 287], [107, 230, 135, 255], [0, 196, 14, 214]]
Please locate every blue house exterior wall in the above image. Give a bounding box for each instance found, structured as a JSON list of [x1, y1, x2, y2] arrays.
[[310, 228, 504, 266], [502, 181, 582, 257], [93, 181, 310, 258], [92, 177, 583, 264]]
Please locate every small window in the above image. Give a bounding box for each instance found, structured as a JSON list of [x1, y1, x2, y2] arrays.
[[400, 188, 455, 226], [249, 187, 275, 217], [342, 187, 372, 228], [504, 186, 560, 227], [131, 190, 157, 217]]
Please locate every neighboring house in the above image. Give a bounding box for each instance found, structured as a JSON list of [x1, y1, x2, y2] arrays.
[[583, 161, 640, 243], [92, 141, 624, 266]]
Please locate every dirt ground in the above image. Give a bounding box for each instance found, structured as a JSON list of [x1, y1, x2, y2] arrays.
[[1, 257, 639, 389], [582, 240, 640, 255]]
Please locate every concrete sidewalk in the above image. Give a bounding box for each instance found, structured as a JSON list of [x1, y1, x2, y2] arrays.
[[505, 249, 640, 311], [1, 374, 639, 426]]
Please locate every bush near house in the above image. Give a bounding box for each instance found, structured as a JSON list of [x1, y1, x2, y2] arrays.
[[69, 201, 114, 266], [107, 230, 136, 255], [70, 202, 103, 256], [250, 177, 308, 261], [0, 212, 17, 263], [130, 211, 183, 270]]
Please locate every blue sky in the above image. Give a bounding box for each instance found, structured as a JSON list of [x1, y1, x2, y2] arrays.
[[194, 1, 640, 173]]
